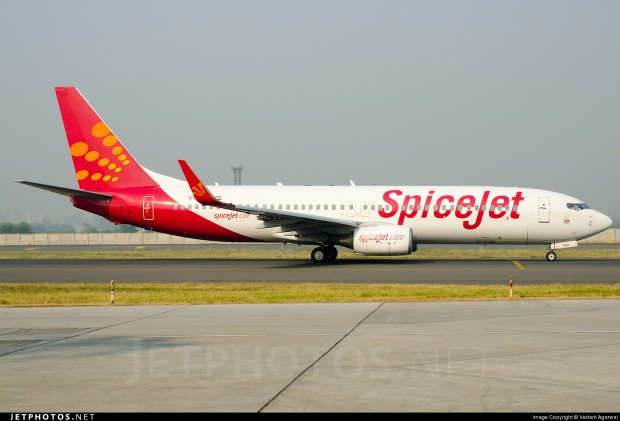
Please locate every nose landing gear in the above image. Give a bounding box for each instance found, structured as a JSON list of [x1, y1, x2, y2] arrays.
[[545, 250, 557, 261]]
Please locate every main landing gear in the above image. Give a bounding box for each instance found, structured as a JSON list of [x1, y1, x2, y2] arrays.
[[311, 246, 338, 263]]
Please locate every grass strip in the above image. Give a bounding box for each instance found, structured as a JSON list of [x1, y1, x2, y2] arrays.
[[1, 282, 619, 307]]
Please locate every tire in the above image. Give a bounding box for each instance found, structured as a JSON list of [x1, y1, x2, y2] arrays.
[[546, 251, 557, 261], [311, 247, 326, 263], [326, 246, 338, 261]]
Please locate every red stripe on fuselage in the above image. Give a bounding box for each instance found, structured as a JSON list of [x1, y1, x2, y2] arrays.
[[72, 186, 255, 242]]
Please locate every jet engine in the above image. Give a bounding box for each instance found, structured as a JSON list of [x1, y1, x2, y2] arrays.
[[339, 224, 416, 256]]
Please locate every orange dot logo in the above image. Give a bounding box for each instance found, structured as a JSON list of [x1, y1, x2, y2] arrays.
[[82, 122, 128, 185], [71, 142, 88, 157], [92, 122, 110, 138], [103, 136, 117, 147], [85, 151, 99, 162]]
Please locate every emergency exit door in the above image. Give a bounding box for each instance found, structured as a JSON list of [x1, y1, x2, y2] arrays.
[[143, 196, 154, 220]]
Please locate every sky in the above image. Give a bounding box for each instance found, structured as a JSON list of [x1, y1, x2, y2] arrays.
[[1, 0, 619, 223]]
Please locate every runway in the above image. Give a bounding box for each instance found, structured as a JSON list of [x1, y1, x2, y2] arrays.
[[1, 301, 619, 412], [1, 257, 619, 284]]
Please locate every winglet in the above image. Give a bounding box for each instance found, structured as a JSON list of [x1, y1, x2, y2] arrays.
[[178, 160, 233, 208]]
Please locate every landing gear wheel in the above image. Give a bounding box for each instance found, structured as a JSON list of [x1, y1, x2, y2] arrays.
[[325, 246, 338, 262], [546, 251, 557, 261], [311, 246, 338, 263], [311, 247, 327, 263]]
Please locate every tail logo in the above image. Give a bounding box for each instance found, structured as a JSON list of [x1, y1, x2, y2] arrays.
[[191, 182, 207, 198], [69, 122, 132, 183]]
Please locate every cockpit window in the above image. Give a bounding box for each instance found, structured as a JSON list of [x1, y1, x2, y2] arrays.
[[567, 203, 589, 211]]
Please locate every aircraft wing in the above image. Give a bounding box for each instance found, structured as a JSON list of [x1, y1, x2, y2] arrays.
[[178, 160, 360, 232], [15, 180, 114, 201]]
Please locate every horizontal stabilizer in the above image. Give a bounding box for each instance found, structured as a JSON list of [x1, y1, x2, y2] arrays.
[[15, 180, 113, 201]]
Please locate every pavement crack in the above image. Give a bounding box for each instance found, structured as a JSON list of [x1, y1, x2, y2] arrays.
[[257, 302, 384, 413]]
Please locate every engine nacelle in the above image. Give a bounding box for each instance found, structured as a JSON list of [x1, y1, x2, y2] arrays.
[[341, 225, 416, 256]]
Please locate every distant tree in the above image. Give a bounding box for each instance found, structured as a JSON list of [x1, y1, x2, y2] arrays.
[[0, 222, 34, 234], [116, 224, 139, 233], [82, 223, 100, 233], [31, 223, 75, 233], [15, 222, 33, 233]]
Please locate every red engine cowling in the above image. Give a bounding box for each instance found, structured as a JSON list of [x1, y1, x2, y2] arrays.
[[349, 225, 416, 256]]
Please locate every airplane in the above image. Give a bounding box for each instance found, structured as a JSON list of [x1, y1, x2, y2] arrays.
[[16, 87, 613, 263]]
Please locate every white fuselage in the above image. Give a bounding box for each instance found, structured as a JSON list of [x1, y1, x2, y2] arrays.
[[151, 170, 610, 246]]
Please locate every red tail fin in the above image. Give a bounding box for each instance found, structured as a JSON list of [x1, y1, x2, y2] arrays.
[[55, 87, 156, 191]]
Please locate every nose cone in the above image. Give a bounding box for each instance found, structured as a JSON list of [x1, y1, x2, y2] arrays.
[[598, 212, 613, 231]]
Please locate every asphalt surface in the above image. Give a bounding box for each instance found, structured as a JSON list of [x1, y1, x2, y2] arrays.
[[1, 257, 619, 284], [1, 301, 619, 412]]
